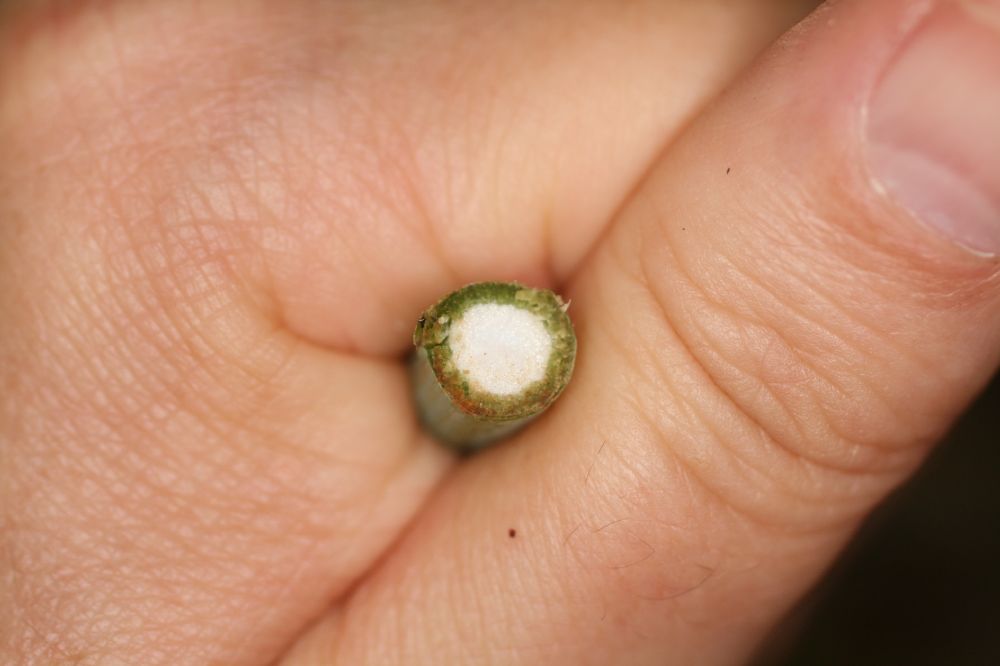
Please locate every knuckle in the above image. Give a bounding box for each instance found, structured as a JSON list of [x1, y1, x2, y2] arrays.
[[0, 2, 310, 429], [626, 208, 929, 533], [0, 0, 445, 355]]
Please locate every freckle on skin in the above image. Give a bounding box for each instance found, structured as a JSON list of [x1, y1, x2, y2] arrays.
[[508, 528, 516, 538]]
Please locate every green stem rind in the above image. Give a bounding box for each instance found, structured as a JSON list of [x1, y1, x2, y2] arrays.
[[410, 281, 577, 449]]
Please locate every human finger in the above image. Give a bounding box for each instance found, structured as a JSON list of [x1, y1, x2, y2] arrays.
[[285, 1, 1000, 664]]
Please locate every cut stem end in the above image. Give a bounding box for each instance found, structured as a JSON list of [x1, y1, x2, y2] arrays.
[[410, 282, 577, 450]]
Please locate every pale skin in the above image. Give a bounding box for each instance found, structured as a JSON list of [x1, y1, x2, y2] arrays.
[[2, 0, 999, 664]]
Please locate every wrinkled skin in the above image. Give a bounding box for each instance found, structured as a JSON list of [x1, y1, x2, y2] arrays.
[[2, 1, 998, 664]]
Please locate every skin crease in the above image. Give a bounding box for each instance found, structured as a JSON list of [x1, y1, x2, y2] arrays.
[[1, 0, 999, 665]]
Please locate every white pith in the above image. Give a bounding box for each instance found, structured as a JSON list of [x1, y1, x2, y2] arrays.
[[449, 303, 551, 396]]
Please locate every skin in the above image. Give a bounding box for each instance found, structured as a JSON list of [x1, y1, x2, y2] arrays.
[[1, 0, 997, 664]]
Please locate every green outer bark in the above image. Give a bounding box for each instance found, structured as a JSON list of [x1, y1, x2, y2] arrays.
[[411, 281, 577, 449]]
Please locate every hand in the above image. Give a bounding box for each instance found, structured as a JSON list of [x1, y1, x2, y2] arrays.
[[2, 1, 998, 663]]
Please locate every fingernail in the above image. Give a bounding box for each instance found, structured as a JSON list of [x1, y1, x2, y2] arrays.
[[867, 1, 1000, 256]]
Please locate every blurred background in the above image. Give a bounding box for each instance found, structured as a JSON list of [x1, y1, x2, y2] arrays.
[[754, 375, 1000, 665]]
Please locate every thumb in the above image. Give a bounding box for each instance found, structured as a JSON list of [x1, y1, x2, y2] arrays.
[[625, 0, 1000, 527], [602, 0, 1000, 531], [285, 1, 1000, 664]]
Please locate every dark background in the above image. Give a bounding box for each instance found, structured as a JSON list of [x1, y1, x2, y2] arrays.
[[754, 375, 1000, 665]]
